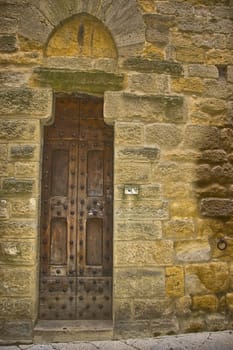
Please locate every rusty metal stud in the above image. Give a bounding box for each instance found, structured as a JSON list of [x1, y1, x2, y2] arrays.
[[55, 313, 59, 317], [49, 287, 53, 292], [80, 211, 84, 217], [80, 269, 84, 275], [80, 199, 85, 205], [79, 240, 83, 246], [43, 225, 47, 230], [98, 287, 103, 293], [79, 295, 83, 300], [49, 305, 52, 309], [92, 296, 96, 301], [42, 280, 46, 284], [69, 296, 73, 301], [42, 255, 47, 260], [80, 225, 83, 230], [69, 280, 73, 284], [104, 296, 109, 300], [86, 288, 90, 293], [92, 313, 96, 318], [105, 256, 110, 261], [42, 239, 47, 244], [62, 305, 66, 309], [71, 199, 75, 205], [98, 304, 103, 309], [70, 211, 75, 215], [56, 269, 60, 274], [63, 287, 67, 292], [71, 171, 75, 175], [71, 184, 75, 189], [57, 211, 61, 216], [79, 255, 83, 261], [70, 225, 74, 230], [57, 200, 61, 205], [86, 304, 90, 309], [59, 132, 64, 137], [56, 297, 59, 301], [106, 281, 109, 286], [72, 133, 76, 137], [80, 185, 84, 190], [71, 156, 75, 161], [79, 312, 83, 317], [63, 204, 68, 210], [93, 280, 97, 285], [93, 270, 97, 275], [70, 255, 74, 260], [70, 240, 74, 245]]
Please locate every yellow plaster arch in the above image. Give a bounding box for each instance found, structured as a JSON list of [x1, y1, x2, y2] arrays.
[[45, 14, 117, 59]]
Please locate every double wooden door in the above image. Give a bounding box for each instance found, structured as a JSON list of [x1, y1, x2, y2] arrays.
[[39, 95, 113, 320]]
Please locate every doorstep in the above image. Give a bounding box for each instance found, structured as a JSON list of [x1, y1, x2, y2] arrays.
[[33, 320, 113, 344]]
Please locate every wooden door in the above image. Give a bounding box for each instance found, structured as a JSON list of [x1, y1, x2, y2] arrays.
[[39, 95, 113, 320]]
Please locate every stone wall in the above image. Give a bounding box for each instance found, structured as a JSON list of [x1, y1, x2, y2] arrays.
[[0, 0, 233, 342]]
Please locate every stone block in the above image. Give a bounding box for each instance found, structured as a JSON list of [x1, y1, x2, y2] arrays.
[[171, 77, 204, 94], [0, 120, 40, 141], [122, 58, 184, 75], [197, 98, 227, 115], [145, 124, 183, 148], [186, 64, 219, 78], [115, 240, 174, 266], [0, 267, 35, 296], [115, 200, 169, 220], [105, 92, 184, 123], [0, 16, 17, 33], [0, 160, 8, 176], [165, 266, 184, 297], [116, 147, 160, 162], [0, 240, 35, 265], [114, 299, 132, 321], [227, 66, 233, 83], [195, 164, 212, 184], [14, 162, 38, 178], [10, 198, 37, 218], [176, 47, 205, 63], [183, 125, 220, 150], [175, 296, 192, 316], [0, 200, 9, 221], [203, 79, 233, 99], [180, 316, 205, 333], [0, 221, 36, 238], [0, 320, 32, 340], [115, 123, 144, 145], [185, 262, 229, 294], [10, 145, 38, 160], [200, 149, 227, 163], [0, 297, 33, 319], [163, 181, 191, 199], [114, 268, 165, 298], [127, 73, 169, 94], [152, 162, 196, 183], [151, 317, 179, 336], [0, 88, 52, 117], [192, 295, 218, 312], [0, 34, 17, 52], [115, 221, 162, 241], [163, 219, 196, 240], [114, 320, 151, 338], [221, 128, 233, 151], [195, 184, 228, 199], [207, 49, 233, 65], [170, 199, 197, 218], [134, 298, 174, 320], [115, 162, 151, 183], [1, 178, 34, 194], [0, 71, 30, 88], [206, 314, 228, 331], [211, 163, 233, 184], [226, 293, 233, 313], [200, 198, 233, 217], [175, 240, 210, 263], [144, 14, 175, 46]]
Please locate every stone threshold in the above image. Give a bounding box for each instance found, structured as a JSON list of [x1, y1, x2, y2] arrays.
[[33, 320, 113, 344]]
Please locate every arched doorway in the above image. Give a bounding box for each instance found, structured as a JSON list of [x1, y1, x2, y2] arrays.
[[39, 93, 113, 320]]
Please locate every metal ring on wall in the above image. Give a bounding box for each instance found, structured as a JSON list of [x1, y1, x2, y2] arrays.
[[217, 238, 227, 251]]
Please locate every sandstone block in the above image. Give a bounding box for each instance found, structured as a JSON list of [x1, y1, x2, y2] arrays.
[[163, 219, 195, 240], [221, 128, 233, 151], [170, 199, 197, 218], [0, 297, 33, 318], [0, 221, 36, 238], [145, 124, 183, 148], [152, 162, 196, 183], [115, 320, 151, 338], [116, 147, 160, 162], [10, 145, 37, 160], [185, 262, 229, 293], [0, 267, 35, 296], [115, 221, 162, 241], [122, 57, 183, 75], [186, 64, 219, 78], [0, 240, 35, 265], [115, 200, 169, 220], [114, 268, 165, 298], [200, 198, 233, 217], [206, 314, 228, 331], [115, 123, 144, 145], [0, 160, 8, 176], [0, 34, 17, 53], [127, 73, 169, 94], [0, 200, 9, 220], [195, 164, 212, 184], [203, 79, 233, 99], [227, 66, 233, 83], [180, 316, 205, 333], [115, 162, 151, 183], [207, 49, 233, 65], [115, 240, 173, 266], [15, 162, 38, 178], [105, 92, 184, 123], [175, 296, 192, 316], [175, 240, 210, 263], [166, 266, 184, 297], [0, 120, 40, 141], [195, 184, 228, 199], [183, 125, 220, 150], [176, 47, 205, 63], [200, 149, 227, 163], [197, 98, 227, 115], [144, 14, 175, 46], [192, 295, 218, 312], [134, 298, 174, 320], [0, 71, 30, 88], [0, 88, 52, 116], [0, 320, 32, 340], [2, 178, 34, 194], [114, 299, 132, 321], [171, 77, 204, 94], [226, 293, 233, 313], [10, 198, 37, 218], [151, 317, 179, 336]]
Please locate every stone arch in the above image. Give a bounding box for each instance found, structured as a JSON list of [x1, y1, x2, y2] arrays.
[[45, 13, 118, 59], [18, 0, 145, 58]]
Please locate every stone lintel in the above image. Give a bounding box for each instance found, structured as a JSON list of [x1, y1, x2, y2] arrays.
[[122, 57, 184, 75]]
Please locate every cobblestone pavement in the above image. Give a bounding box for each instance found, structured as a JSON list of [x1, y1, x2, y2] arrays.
[[1, 331, 233, 350]]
